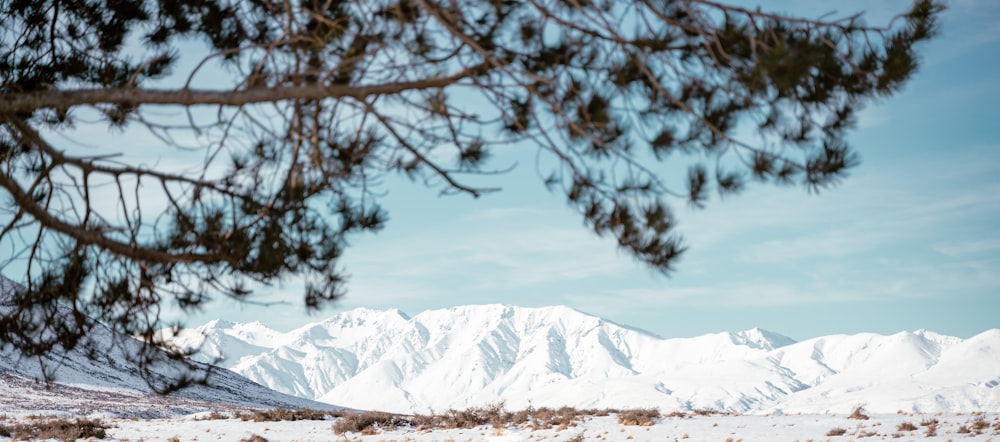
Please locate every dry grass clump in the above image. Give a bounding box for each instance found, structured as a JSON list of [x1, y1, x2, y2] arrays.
[[510, 406, 584, 430], [896, 421, 917, 431], [848, 406, 870, 420], [971, 415, 990, 431], [692, 408, 721, 416], [826, 427, 847, 436], [617, 408, 659, 426], [919, 417, 939, 436], [333, 411, 409, 435], [195, 410, 232, 420], [333, 404, 668, 434], [430, 404, 593, 430], [239, 435, 269, 442], [439, 402, 511, 429], [333, 404, 537, 434], [0, 417, 108, 441], [238, 407, 341, 422], [582, 408, 616, 417]]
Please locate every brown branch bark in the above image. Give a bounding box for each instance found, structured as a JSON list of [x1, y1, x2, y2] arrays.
[[0, 63, 492, 114]]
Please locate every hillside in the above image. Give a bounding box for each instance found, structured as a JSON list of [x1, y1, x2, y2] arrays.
[[0, 275, 334, 417]]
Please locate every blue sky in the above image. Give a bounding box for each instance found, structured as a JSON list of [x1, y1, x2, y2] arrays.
[[174, 0, 1000, 340], [7, 0, 999, 341]]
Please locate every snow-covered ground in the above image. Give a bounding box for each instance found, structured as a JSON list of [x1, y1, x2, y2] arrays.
[[12, 411, 996, 441]]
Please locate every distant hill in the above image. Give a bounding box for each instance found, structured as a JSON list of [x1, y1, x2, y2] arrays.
[[0, 275, 335, 417], [164, 304, 1000, 414]]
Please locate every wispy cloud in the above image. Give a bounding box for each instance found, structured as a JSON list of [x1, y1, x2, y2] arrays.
[[734, 229, 885, 264], [344, 206, 638, 302], [934, 238, 1000, 257], [562, 282, 876, 312]]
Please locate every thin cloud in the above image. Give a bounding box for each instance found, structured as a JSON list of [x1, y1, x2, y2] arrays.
[[565, 283, 875, 310], [345, 207, 637, 302], [934, 238, 1000, 257], [735, 229, 886, 264]]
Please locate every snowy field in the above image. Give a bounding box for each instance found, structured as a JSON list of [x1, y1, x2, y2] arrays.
[[4, 411, 998, 441]]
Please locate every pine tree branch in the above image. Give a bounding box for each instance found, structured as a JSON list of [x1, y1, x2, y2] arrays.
[[0, 63, 493, 114], [0, 120, 220, 265]]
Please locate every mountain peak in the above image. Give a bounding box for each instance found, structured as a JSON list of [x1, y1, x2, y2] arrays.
[[202, 318, 236, 330], [730, 327, 797, 350]]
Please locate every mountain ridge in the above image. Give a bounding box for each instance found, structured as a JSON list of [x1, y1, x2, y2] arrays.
[[163, 304, 1000, 415], [0, 275, 336, 416]]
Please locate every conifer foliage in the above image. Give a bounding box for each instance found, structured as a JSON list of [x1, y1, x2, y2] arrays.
[[0, 0, 940, 387]]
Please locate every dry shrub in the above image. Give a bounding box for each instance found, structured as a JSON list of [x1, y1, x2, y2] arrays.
[[919, 417, 938, 426], [239, 407, 339, 422], [585, 408, 615, 417], [664, 411, 688, 418], [848, 406, 870, 420], [972, 415, 990, 431], [333, 411, 408, 434], [409, 412, 438, 430], [0, 417, 108, 441], [240, 435, 269, 442], [197, 410, 232, 420], [826, 427, 847, 436], [957, 425, 971, 434], [331, 404, 667, 434], [617, 408, 659, 426], [896, 422, 917, 431], [416, 405, 592, 431], [692, 408, 719, 416], [521, 407, 585, 430], [441, 402, 511, 429]]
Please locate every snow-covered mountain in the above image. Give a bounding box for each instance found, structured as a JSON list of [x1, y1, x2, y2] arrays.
[[164, 304, 1000, 415], [0, 275, 333, 416]]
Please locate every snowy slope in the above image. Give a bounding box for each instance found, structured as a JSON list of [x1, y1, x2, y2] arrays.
[[165, 304, 1000, 415], [0, 275, 333, 416]]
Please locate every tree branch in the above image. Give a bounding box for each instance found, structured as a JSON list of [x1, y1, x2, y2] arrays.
[[0, 63, 493, 114]]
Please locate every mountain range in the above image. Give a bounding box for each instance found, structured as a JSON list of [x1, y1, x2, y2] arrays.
[[163, 304, 1000, 415]]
